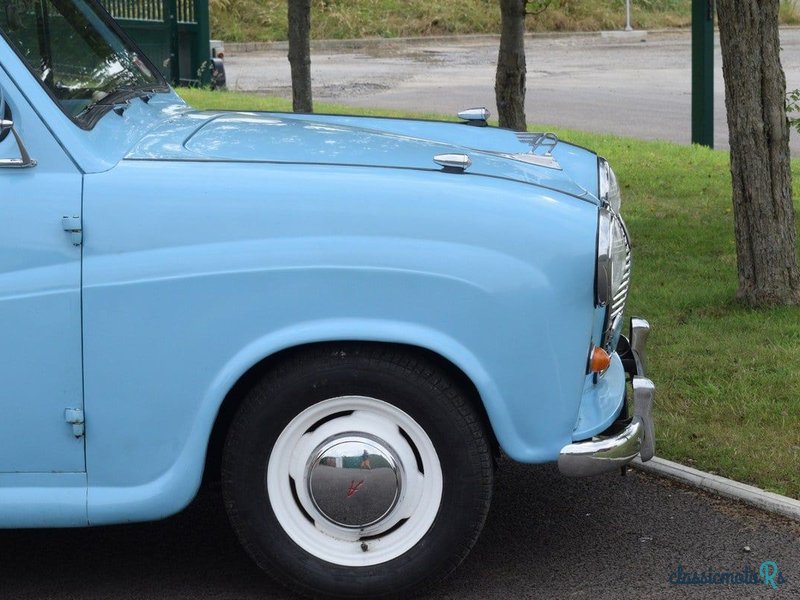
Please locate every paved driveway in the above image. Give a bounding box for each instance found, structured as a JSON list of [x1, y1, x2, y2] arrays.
[[1, 459, 797, 598], [224, 29, 800, 154]]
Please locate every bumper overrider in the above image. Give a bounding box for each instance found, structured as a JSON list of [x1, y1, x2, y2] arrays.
[[558, 318, 655, 476]]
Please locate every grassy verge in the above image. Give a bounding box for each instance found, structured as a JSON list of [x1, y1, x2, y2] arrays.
[[178, 88, 800, 499], [210, 0, 800, 43]]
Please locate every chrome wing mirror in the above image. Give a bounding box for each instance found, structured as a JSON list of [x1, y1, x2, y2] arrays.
[[0, 86, 36, 168], [0, 119, 37, 168]]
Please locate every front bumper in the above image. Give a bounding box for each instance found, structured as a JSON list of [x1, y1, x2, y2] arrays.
[[558, 318, 655, 476]]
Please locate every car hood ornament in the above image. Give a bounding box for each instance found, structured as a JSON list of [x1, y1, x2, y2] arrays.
[[505, 132, 562, 170]]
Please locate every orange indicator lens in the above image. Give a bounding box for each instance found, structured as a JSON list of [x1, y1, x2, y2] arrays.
[[590, 346, 612, 373]]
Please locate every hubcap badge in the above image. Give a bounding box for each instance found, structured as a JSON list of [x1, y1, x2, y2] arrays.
[[307, 435, 402, 529]]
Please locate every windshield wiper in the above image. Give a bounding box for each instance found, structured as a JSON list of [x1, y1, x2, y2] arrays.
[[78, 87, 160, 119]]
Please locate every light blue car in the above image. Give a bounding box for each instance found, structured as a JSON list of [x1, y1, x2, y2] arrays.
[[0, 1, 655, 597]]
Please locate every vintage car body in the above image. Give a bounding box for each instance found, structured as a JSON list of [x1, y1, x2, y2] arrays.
[[0, 1, 654, 596]]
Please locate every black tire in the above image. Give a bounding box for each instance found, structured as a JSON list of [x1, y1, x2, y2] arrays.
[[222, 344, 493, 599]]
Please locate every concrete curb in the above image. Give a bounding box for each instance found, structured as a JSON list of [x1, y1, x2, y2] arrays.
[[224, 25, 800, 55], [632, 456, 800, 522], [226, 29, 655, 54]]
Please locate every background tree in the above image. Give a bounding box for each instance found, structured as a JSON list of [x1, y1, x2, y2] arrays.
[[288, 0, 313, 112], [495, 0, 527, 130], [495, 1, 550, 131], [716, 0, 800, 306]]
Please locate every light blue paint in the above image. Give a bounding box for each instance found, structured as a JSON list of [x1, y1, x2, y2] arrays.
[[128, 110, 596, 201], [0, 12, 634, 528], [0, 473, 88, 527], [277, 112, 602, 198], [80, 160, 597, 506], [0, 63, 86, 474], [572, 355, 626, 440]]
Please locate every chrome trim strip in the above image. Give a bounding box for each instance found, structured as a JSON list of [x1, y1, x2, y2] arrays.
[[505, 152, 562, 170], [598, 157, 611, 204], [596, 208, 613, 307]]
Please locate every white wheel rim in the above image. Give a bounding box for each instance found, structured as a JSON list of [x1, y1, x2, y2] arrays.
[[267, 396, 443, 566]]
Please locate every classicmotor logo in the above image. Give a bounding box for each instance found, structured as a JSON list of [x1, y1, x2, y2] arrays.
[[668, 561, 787, 589]]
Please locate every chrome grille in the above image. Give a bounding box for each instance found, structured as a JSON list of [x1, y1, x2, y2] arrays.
[[609, 234, 632, 323]]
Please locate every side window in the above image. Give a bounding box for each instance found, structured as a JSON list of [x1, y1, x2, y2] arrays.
[[1, 2, 42, 72]]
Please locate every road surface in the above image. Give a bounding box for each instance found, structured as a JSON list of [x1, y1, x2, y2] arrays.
[[1, 459, 797, 599], [225, 29, 800, 154]]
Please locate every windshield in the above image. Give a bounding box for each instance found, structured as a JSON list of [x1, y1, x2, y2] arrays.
[[0, 0, 165, 126]]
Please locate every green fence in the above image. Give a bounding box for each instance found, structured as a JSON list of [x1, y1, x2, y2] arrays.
[[100, 0, 210, 85]]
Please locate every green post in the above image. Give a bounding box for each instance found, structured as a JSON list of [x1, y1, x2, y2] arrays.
[[165, 0, 180, 85], [691, 0, 714, 147], [194, 0, 211, 86]]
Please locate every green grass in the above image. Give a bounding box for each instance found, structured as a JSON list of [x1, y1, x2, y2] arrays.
[[210, 0, 800, 43], [178, 88, 800, 499]]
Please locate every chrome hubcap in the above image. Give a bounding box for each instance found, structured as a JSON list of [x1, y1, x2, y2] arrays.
[[307, 434, 403, 529]]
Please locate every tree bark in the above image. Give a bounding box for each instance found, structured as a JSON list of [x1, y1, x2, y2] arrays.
[[717, 0, 800, 305], [495, 0, 527, 131], [288, 0, 312, 113]]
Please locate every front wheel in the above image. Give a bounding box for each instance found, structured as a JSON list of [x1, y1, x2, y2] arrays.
[[222, 345, 493, 598]]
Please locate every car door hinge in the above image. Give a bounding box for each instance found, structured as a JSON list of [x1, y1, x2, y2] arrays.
[[64, 408, 85, 438], [62, 215, 82, 246]]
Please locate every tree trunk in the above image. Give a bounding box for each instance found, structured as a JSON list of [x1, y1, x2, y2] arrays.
[[717, 0, 800, 305], [495, 0, 527, 131], [288, 0, 312, 113]]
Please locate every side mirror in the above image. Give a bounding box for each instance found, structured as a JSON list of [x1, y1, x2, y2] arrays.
[[0, 119, 37, 168], [0, 87, 35, 168]]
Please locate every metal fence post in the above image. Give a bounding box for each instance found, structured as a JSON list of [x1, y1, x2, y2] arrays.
[[691, 0, 714, 147], [194, 0, 211, 86], [625, 0, 632, 31], [164, 0, 179, 85]]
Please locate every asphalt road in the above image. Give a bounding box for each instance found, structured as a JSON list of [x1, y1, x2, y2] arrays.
[[224, 29, 800, 154], [2, 459, 797, 599]]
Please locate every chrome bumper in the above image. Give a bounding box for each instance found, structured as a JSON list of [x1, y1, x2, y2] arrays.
[[558, 318, 655, 477]]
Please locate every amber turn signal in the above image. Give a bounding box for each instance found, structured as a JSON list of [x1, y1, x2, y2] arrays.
[[589, 346, 612, 373]]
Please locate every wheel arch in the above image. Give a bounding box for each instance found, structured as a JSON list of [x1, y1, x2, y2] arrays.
[[203, 339, 499, 488]]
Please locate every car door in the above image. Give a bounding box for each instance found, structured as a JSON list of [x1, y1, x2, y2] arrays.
[[0, 75, 85, 473]]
